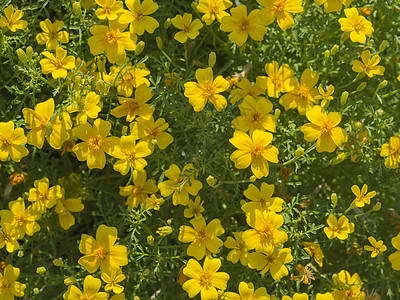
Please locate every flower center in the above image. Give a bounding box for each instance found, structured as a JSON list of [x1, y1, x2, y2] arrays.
[[195, 229, 207, 241], [250, 112, 261, 124], [123, 72, 133, 81], [48, 31, 57, 40], [15, 215, 27, 226], [209, 4, 220, 15], [239, 18, 250, 31], [88, 135, 103, 151], [259, 224, 274, 238], [298, 86, 309, 98], [251, 145, 264, 156], [265, 255, 276, 264], [53, 59, 64, 69], [94, 248, 107, 259], [353, 18, 366, 33], [320, 122, 333, 134], [125, 150, 136, 162], [199, 271, 212, 289], [273, 0, 286, 12], [134, 11, 144, 20], [0, 136, 12, 147], [0, 279, 10, 292], [147, 128, 158, 139], [133, 187, 142, 195], [106, 31, 118, 45], [201, 82, 215, 99], [104, 6, 111, 15], [129, 101, 139, 110]]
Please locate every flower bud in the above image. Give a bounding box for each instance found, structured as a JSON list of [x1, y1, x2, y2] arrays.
[[33, 288, 40, 294], [64, 277, 76, 286], [240, 199, 246, 206], [26, 46, 33, 61], [206, 175, 216, 186], [331, 193, 338, 206], [156, 226, 172, 236], [36, 267, 46, 274], [167, 219, 172, 225], [324, 50, 330, 62], [164, 18, 171, 30], [17, 250, 24, 257], [295, 147, 304, 157], [274, 108, 281, 119], [147, 235, 154, 245], [191, 2, 199, 12], [377, 109, 384, 116], [96, 55, 106, 73], [355, 72, 366, 80], [340, 32, 350, 44], [357, 82, 367, 92], [208, 52, 216, 68], [340, 91, 349, 105], [135, 41, 145, 56], [156, 37, 163, 50], [17, 49, 27, 64], [53, 258, 63, 267], [72, 1, 82, 14], [122, 126, 128, 136], [379, 40, 388, 52], [330, 153, 347, 165], [96, 80, 106, 94], [134, 297, 141, 300], [330, 44, 339, 56], [377, 80, 388, 90], [249, 175, 257, 182], [372, 202, 381, 211]]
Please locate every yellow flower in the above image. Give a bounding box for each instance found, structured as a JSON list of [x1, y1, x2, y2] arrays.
[[197, 0, 233, 25], [248, 247, 293, 281], [224, 232, 249, 266], [111, 135, 151, 175], [183, 196, 205, 219], [280, 68, 319, 115], [0, 265, 26, 299], [242, 183, 283, 214], [301, 242, 324, 267], [76, 92, 103, 124], [95, 0, 124, 20], [119, 0, 159, 35], [229, 130, 279, 179], [28, 177, 63, 213], [264, 61, 295, 98], [144, 194, 164, 210], [158, 163, 203, 206], [40, 46, 76, 79], [184, 67, 230, 112], [351, 184, 376, 207], [88, 20, 136, 64], [339, 8, 374, 43], [232, 96, 276, 134], [0, 222, 22, 252], [156, 226, 173, 236], [72, 118, 120, 169], [55, 188, 84, 230], [283, 293, 309, 300], [111, 84, 154, 122], [364, 236, 386, 258], [0, 5, 28, 32], [110, 63, 150, 97], [315, 85, 334, 108], [171, 13, 203, 43], [389, 233, 400, 271], [220, 5, 267, 46], [178, 217, 224, 260], [230, 77, 267, 104], [332, 270, 365, 299], [130, 117, 174, 152], [314, 0, 353, 13], [101, 268, 125, 294], [352, 50, 385, 77], [119, 169, 158, 208], [0, 198, 41, 237], [36, 19, 69, 50], [78, 225, 128, 273], [324, 215, 354, 240], [380, 135, 400, 169], [301, 105, 347, 153], [0, 121, 29, 162], [23, 98, 72, 149], [358, 6, 374, 16], [242, 210, 288, 251], [225, 281, 272, 299], [63, 275, 109, 300], [182, 257, 229, 300], [257, 0, 303, 31]]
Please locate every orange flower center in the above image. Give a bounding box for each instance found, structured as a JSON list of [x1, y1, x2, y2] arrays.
[[353, 18, 366, 33], [88, 135, 103, 151], [259, 224, 274, 238], [298, 86, 309, 98], [130, 101, 139, 110], [123, 72, 134, 81], [201, 82, 215, 99], [104, 6, 111, 15], [195, 229, 207, 241], [320, 122, 333, 134], [199, 271, 212, 289], [106, 30, 118, 45], [273, 0, 286, 12], [0, 279, 10, 292], [126, 151, 136, 162], [15, 215, 27, 226], [209, 4, 220, 15], [0, 136, 12, 147], [133, 187, 142, 195], [94, 248, 107, 259], [250, 112, 261, 124], [239, 18, 250, 31], [48, 31, 57, 40], [251, 145, 264, 156], [134, 11, 144, 20], [265, 255, 276, 264]]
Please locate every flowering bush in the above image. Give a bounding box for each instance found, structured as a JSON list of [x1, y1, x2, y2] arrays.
[[0, 0, 399, 299]]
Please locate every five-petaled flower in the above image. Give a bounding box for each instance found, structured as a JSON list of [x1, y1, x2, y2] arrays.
[[352, 50, 385, 77], [351, 184, 376, 207], [36, 19, 69, 50], [257, 0, 303, 31], [364, 236, 386, 258], [380, 135, 400, 169], [40, 46, 76, 79], [0, 4, 28, 32], [339, 7, 374, 43], [324, 215, 354, 240], [171, 13, 203, 43]]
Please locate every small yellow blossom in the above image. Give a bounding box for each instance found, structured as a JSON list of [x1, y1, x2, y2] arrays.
[[314, 0, 353, 13], [0, 5, 28, 32], [40, 46, 76, 79], [55, 188, 84, 230], [182, 257, 229, 300], [78, 225, 128, 273], [339, 8, 374, 44], [184, 67, 230, 112], [242, 183, 283, 214], [0, 265, 26, 299], [225, 281, 272, 299], [110, 63, 150, 97], [315, 85, 334, 108], [224, 232, 249, 266], [352, 50, 385, 77], [156, 226, 173, 236], [324, 215, 354, 240], [380, 135, 400, 169], [389, 233, 400, 270], [283, 293, 309, 300], [264, 61, 295, 98], [0, 121, 29, 162], [332, 270, 365, 299], [36, 19, 69, 50], [0, 223, 22, 252], [183, 196, 205, 219], [351, 184, 376, 207], [63, 275, 109, 300], [220, 5, 268, 46], [101, 268, 125, 294], [197, 0, 233, 25], [171, 13, 203, 43], [302, 242, 324, 267], [119, 0, 159, 35], [257, 0, 303, 31], [28, 177, 63, 213], [230, 77, 267, 104], [364, 236, 386, 258], [95, 0, 124, 20], [144, 194, 164, 210]]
